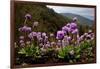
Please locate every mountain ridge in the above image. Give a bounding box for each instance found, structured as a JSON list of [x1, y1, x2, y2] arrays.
[[60, 13, 93, 26]]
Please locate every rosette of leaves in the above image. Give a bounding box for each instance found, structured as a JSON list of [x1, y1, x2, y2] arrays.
[[18, 43, 41, 58], [80, 41, 92, 50], [40, 47, 59, 63], [58, 46, 75, 62], [74, 46, 81, 61], [76, 41, 94, 62]]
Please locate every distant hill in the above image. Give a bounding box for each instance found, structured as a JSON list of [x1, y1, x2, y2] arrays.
[[60, 13, 93, 26]]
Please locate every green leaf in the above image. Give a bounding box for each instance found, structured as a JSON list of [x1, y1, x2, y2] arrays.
[[58, 46, 74, 59], [18, 43, 41, 57], [76, 55, 80, 59], [18, 48, 26, 54], [58, 55, 64, 59], [74, 46, 81, 54], [58, 48, 66, 58]]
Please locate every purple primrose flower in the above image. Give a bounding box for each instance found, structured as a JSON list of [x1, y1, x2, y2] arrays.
[[56, 31, 64, 40], [19, 36, 24, 40], [70, 22, 77, 29], [18, 25, 31, 32], [28, 32, 37, 39], [25, 13, 31, 19], [72, 17, 77, 22], [42, 32, 46, 37], [71, 28, 78, 34]]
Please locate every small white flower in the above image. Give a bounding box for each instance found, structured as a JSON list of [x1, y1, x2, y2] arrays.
[[33, 21, 39, 27], [26, 41, 30, 45], [88, 30, 92, 33], [50, 33, 54, 37], [69, 50, 74, 55]]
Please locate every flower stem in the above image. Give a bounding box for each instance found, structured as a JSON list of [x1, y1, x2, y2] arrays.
[[24, 17, 27, 25]]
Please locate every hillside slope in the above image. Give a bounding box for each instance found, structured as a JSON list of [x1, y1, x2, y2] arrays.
[[15, 3, 70, 33]]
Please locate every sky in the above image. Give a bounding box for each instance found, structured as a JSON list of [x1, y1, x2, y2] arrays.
[[47, 5, 95, 20]]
